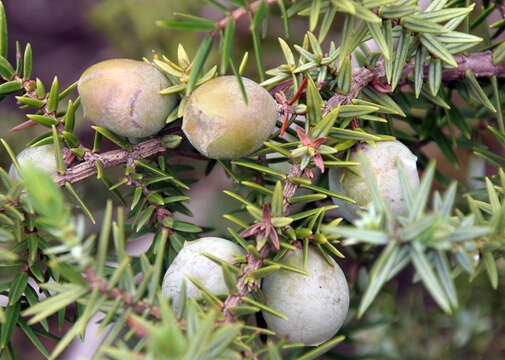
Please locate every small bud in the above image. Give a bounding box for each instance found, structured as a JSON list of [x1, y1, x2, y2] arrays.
[[161, 134, 182, 149]]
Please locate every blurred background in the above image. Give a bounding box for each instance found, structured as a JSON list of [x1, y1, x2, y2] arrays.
[[0, 1, 504, 359]]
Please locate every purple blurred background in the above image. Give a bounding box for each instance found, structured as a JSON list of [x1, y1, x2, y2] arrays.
[[4, 0, 111, 85]]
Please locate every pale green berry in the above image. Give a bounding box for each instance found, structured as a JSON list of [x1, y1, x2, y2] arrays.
[[161, 237, 245, 314], [78, 58, 177, 138], [262, 248, 349, 345], [329, 140, 420, 221], [182, 76, 278, 159], [8, 145, 57, 182]]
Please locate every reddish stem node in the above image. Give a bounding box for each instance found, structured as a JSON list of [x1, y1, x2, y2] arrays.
[[287, 76, 308, 106], [279, 76, 308, 136]]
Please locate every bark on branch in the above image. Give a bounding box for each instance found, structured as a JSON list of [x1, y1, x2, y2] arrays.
[[54, 138, 166, 186], [222, 245, 270, 322], [83, 267, 161, 320], [326, 51, 505, 111], [215, 0, 281, 31]]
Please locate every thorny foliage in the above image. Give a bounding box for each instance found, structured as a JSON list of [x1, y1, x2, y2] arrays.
[[0, 0, 504, 359]]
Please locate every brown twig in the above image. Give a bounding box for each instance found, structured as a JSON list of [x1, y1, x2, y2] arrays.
[[222, 245, 271, 322], [283, 163, 303, 215], [83, 267, 161, 320], [325, 51, 505, 112], [54, 137, 167, 186], [214, 0, 281, 32]]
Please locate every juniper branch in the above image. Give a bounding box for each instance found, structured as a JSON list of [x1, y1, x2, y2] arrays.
[[8, 77, 59, 133], [53, 135, 207, 186], [214, 0, 282, 32], [219, 51, 505, 323], [83, 267, 161, 320], [325, 51, 505, 111], [222, 245, 271, 322], [283, 163, 302, 215], [222, 164, 303, 322], [51, 52, 505, 188], [54, 137, 167, 186]]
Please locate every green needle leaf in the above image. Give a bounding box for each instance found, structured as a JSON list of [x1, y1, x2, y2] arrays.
[[186, 34, 214, 95], [297, 335, 345, 360], [367, 22, 390, 60], [221, 19, 235, 75], [91, 126, 132, 152], [337, 56, 352, 95], [250, 1, 268, 82], [414, 47, 426, 98], [277, 0, 290, 38], [465, 69, 496, 113], [47, 76, 59, 113], [0, 55, 13, 79], [23, 288, 87, 325], [483, 251, 498, 290], [0, 80, 22, 95], [52, 125, 65, 175], [1, 303, 20, 348], [358, 242, 399, 317], [278, 37, 295, 67], [420, 34, 458, 68], [428, 59, 442, 96], [242, 296, 287, 320], [0, 1, 7, 59], [353, 3, 381, 23], [411, 245, 452, 314], [433, 250, 458, 308], [156, 20, 217, 31], [23, 43, 32, 80], [402, 15, 449, 33], [318, 5, 337, 42], [391, 31, 412, 91], [493, 40, 505, 65], [26, 114, 58, 127], [306, 75, 323, 125], [271, 181, 283, 217], [229, 54, 248, 104], [8, 272, 28, 306], [65, 183, 96, 224]]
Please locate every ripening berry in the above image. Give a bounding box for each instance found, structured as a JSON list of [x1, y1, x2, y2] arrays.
[[262, 248, 349, 346], [78, 59, 177, 138], [162, 237, 245, 314], [329, 140, 420, 221], [9, 145, 57, 182], [182, 76, 278, 159]]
